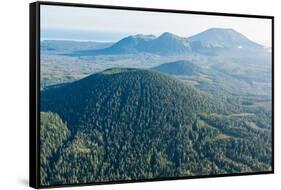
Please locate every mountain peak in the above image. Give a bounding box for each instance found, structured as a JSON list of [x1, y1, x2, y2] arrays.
[[206, 27, 235, 32], [188, 27, 262, 48], [101, 67, 137, 75], [158, 32, 182, 40]]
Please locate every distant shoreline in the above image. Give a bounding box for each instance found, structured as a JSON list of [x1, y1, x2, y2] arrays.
[[40, 38, 116, 43]]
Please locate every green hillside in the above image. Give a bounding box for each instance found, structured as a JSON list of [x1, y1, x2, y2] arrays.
[[40, 68, 272, 186], [152, 60, 200, 76], [40, 112, 70, 185]]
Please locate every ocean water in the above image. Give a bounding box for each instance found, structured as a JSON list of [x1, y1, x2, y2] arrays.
[[41, 28, 129, 42]]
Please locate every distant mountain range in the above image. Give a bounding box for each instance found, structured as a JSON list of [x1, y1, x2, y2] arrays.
[[68, 28, 266, 56]]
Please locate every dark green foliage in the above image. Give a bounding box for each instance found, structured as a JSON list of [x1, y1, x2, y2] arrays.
[[41, 68, 236, 131], [40, 68, 272, 186], [40, 112, 70, 185]]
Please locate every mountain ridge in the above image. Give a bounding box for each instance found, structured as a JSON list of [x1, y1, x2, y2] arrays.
[[68, 28, 265, 56]]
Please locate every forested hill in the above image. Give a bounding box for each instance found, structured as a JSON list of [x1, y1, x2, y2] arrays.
[[152, 60, 200, 76], [41, 68, 236, 131], [40, 68, 271, 186]]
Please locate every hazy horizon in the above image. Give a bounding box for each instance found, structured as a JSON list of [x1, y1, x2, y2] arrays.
[[41, 27, 272, 48], [41, 5, 272, 46]]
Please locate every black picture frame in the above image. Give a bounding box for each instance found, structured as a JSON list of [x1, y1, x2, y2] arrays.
[[29, 1, 274, 189]]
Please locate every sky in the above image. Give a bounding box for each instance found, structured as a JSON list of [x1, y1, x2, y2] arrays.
[[40, 5, 272, 46]]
